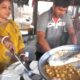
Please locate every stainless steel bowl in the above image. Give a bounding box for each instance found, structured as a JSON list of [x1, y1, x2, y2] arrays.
[[38, 45, 80, 80]]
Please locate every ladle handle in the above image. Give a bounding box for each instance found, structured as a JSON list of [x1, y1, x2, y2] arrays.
[[8, 50, 33, 77]]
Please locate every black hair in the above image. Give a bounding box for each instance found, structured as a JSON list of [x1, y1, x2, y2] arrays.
[[53, 0, 71, 8], [14, 0, 29, 6], [0, 0, 11, 4]]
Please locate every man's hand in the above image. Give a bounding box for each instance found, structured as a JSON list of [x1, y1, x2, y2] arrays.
[[67, 27, 77, 44]]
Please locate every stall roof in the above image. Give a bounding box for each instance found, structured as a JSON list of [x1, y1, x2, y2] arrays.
[[13, 0, 80, 6], [39, 0, 80, 5]]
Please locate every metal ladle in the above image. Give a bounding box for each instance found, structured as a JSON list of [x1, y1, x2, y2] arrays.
[[48, 54, 80, 66], [7, 50, 34, 76], [8, 51, 43, 80]]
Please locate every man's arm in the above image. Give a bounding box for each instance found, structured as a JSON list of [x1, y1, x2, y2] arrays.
[[37, 31, 51, 52], [67, 26, 77, 44]]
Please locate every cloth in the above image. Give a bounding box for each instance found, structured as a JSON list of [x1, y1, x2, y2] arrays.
[[37, 8, 73, 53], [0, 20, 25, 64], [1, 61, 43, 80]]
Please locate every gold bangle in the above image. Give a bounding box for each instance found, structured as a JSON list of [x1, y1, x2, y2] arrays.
[[1, 36, 9, 44]]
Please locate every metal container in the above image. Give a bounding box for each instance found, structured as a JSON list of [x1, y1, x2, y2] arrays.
[[38, 45, 80, 80]]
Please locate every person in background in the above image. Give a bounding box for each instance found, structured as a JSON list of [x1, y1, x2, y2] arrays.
[[36, 0, 77, 60], [0, 0, 28, 73]]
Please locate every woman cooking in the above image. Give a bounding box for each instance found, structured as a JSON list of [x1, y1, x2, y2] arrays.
[[0, 0, 27, 73]]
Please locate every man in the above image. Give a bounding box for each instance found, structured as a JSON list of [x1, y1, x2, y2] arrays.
[[36, 0, 77, 60]]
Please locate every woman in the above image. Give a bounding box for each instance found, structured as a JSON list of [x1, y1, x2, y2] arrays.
[[0, 0, 26, 73]]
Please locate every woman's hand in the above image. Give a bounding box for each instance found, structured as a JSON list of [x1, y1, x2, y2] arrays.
[[6, 51, 17, 62], [2, 37, 15, 53]]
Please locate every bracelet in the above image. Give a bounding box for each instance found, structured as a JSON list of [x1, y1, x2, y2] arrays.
[[19, 53, 25, 58], [1, 36, 9, 44], [19, 52, 29, 58]]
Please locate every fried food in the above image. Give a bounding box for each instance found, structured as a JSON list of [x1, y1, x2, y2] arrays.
[[44, 64, 80, 80]]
